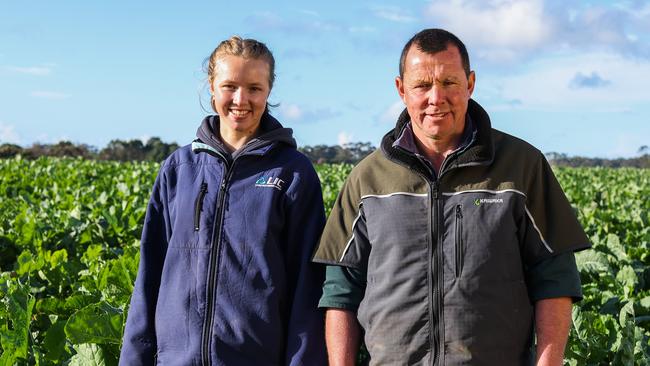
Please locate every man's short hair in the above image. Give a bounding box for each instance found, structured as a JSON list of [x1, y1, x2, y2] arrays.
[[399, 29, 471, 79]]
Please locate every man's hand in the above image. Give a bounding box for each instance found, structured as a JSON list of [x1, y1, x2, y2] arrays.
[[325, 308, 361, 366], [535, 297, 572, 366]]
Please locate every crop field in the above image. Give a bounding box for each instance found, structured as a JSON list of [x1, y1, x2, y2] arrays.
[[0, 157, 649, 365]]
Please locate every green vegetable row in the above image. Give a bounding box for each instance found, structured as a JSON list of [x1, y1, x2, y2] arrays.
[[0, 157, 648, 365]]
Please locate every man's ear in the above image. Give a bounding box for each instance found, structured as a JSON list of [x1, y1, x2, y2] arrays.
[[467, 71, 476, 97], [395, 76, 406, 102]]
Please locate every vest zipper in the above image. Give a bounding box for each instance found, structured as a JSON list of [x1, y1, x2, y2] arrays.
[[194, 182, 208, 231], [201, 163, 234, 366], [455, 204, 463, 278], [427, 183, 435, 366], [430, 181, 444, 366]]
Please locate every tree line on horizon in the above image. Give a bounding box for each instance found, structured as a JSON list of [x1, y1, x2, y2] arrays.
[[0, 139, 648, 168]]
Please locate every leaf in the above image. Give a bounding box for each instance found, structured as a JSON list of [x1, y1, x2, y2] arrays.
[[67, 343, 107, 366], [616, 301, 636, 364], [98, 191, 108, 205], [0, 279, 35, 362], [619, 300, 635, 328], [49, 248, 68, 268], [70, 206, 81, 221], [98, 256, 135, 302], [615, 265, 638, 294], [575, 250, 610, 273], [639, 296, 650, 309], [16, 250, 38, 275], [43, 319, 67, 361], [571, 307, 586, 340], [65, 301, 124, 345], [606, 234, 628, 262]]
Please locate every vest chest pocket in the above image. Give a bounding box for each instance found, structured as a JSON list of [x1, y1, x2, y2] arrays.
[[455, 204, 464, 278]]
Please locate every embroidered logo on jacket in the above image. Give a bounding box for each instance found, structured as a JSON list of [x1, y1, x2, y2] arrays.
[[255, 176, 285, 191], [474, 198, 504, 206]]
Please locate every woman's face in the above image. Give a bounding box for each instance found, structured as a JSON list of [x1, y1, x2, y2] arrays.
[[210, 55, 271, 137]]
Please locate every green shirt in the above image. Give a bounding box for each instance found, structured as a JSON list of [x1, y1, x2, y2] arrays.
[[319, 251, 583, 311]]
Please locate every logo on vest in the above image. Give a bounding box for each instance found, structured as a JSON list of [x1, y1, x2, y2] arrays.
[[474, 198, 504, 206], [255, 176, 285, 191]]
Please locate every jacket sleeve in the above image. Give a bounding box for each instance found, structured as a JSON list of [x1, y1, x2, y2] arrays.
[[312, 172, 369, 269], [119, 167, 171, 365], [520, 153, 591, 265], [283, 166, 327, 366]]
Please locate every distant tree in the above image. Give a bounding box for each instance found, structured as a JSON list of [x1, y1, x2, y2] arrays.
[[547, 152, 650, 169], [99, 139, 146, 161], [342, 142, 374, 162], [300, 142, 376, 164], [0, 144, 23, 158], [0, 137, 181, 161], [47, 141, 94, 158], [639, 145, 649, 155], [97, 137, 179, 161], [144, 137, 179, 162]]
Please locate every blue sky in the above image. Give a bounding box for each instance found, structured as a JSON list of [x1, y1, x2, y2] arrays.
[[1, 0, 649, 157]]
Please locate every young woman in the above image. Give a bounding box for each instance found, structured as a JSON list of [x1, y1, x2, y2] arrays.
[[119, 36, 327, 366]]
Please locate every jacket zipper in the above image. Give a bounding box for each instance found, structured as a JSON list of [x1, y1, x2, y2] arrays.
[[409, 154, 443, 366], [432, 181, 444, 366], [427, 183, 436, 366], [455, 205, 463, 277], [391, 132, 480, 365], [194, 182, 208, 231], [198, 139, 271, 366], [201, 166, 233, 366]]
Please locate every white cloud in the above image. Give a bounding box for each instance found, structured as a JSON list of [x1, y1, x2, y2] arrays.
[[31, 91, 70, 100], [481, 52, 650, 109], [423, 0, 650, 62], [372, 6, 417, 23], [426, 0, 551, 55], [8, 66, 52, 76], [338, 131, 354, 146], [280, 104, 303, 120], [380, 100, 405, 124], [0, 123, 20, 144], [278, 103, 340, 123]]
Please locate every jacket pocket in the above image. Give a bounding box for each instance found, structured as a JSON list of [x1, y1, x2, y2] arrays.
[[455, 204, 463, 277], [194, 182, 208, 231]]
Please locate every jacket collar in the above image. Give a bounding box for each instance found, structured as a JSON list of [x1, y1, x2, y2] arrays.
[[193, 112, 296, 160], [380, 99, 494, 179]]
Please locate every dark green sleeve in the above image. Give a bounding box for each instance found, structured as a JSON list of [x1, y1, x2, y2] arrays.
[[318, 265, 366, 311], [526, 251, 583, 303]]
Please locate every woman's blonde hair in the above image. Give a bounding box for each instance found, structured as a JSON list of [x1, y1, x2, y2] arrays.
[[207, 36, 276, 89]]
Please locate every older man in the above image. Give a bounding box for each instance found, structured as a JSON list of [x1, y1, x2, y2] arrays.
[[313, 29, 590, 365]]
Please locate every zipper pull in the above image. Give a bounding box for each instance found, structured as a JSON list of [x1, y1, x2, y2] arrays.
[[456, 205, 463, 218], [432, 181, 439, 199]]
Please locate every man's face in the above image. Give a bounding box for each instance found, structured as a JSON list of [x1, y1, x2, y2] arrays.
[[396, 44, 475, 145]]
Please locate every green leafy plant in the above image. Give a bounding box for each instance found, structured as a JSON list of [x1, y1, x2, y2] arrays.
[[0, 158, 648, 365]]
